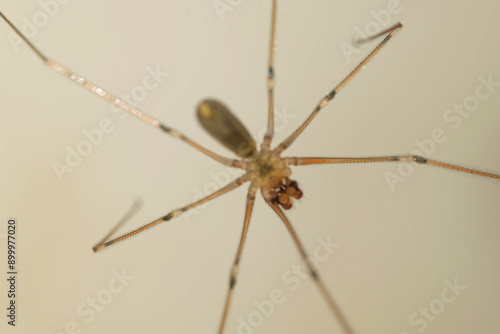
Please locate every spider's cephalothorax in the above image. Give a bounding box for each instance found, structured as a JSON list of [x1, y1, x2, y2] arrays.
[[245, 146, 303, 210], [197, 98, 303, 210]]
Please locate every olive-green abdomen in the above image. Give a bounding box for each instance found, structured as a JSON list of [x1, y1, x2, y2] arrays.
[[197, 99, 257, 158]]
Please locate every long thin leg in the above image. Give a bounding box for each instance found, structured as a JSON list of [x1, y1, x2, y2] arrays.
[[267, 201, 356, 334], [0, 11, 242, 168], [92, 198, 144, 252], [276, 23, 403, 153], [263, 0, 278, 148], [219, 185, 257, 334], [93, 176, 249, 252], [284, 155, 500, 180]]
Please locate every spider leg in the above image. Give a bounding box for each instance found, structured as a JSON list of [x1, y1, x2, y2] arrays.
[[263, 0, 278, 148], [267, 201, 356, 334], [284, 155, 500, 180], [0, 11, 242, 168], [219, 184, 258, 334], [93, 176, 249, 252], [276, 22, 403, 153]]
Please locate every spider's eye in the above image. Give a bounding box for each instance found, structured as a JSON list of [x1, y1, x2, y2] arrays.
[[197, 99, 257, 158]]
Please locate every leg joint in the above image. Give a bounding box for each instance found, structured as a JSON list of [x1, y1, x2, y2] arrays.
[[400, 155, 428, 164], [229, 263, 239, 289], [310, 269, 319, 281]]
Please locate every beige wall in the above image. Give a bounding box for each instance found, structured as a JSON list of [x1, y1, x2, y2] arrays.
[[1, 1, 499, 333]]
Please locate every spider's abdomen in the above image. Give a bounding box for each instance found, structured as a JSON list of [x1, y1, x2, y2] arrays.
[[197, 99, 257, 158]]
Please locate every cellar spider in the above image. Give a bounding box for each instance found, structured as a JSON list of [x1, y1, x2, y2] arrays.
[[0, 0, 500, 332]]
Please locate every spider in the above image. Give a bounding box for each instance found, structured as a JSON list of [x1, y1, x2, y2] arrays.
[[1, 1, 499, 333]]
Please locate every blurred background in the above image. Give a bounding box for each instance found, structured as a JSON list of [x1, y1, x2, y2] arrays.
[[1, 0, 499, 333]]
